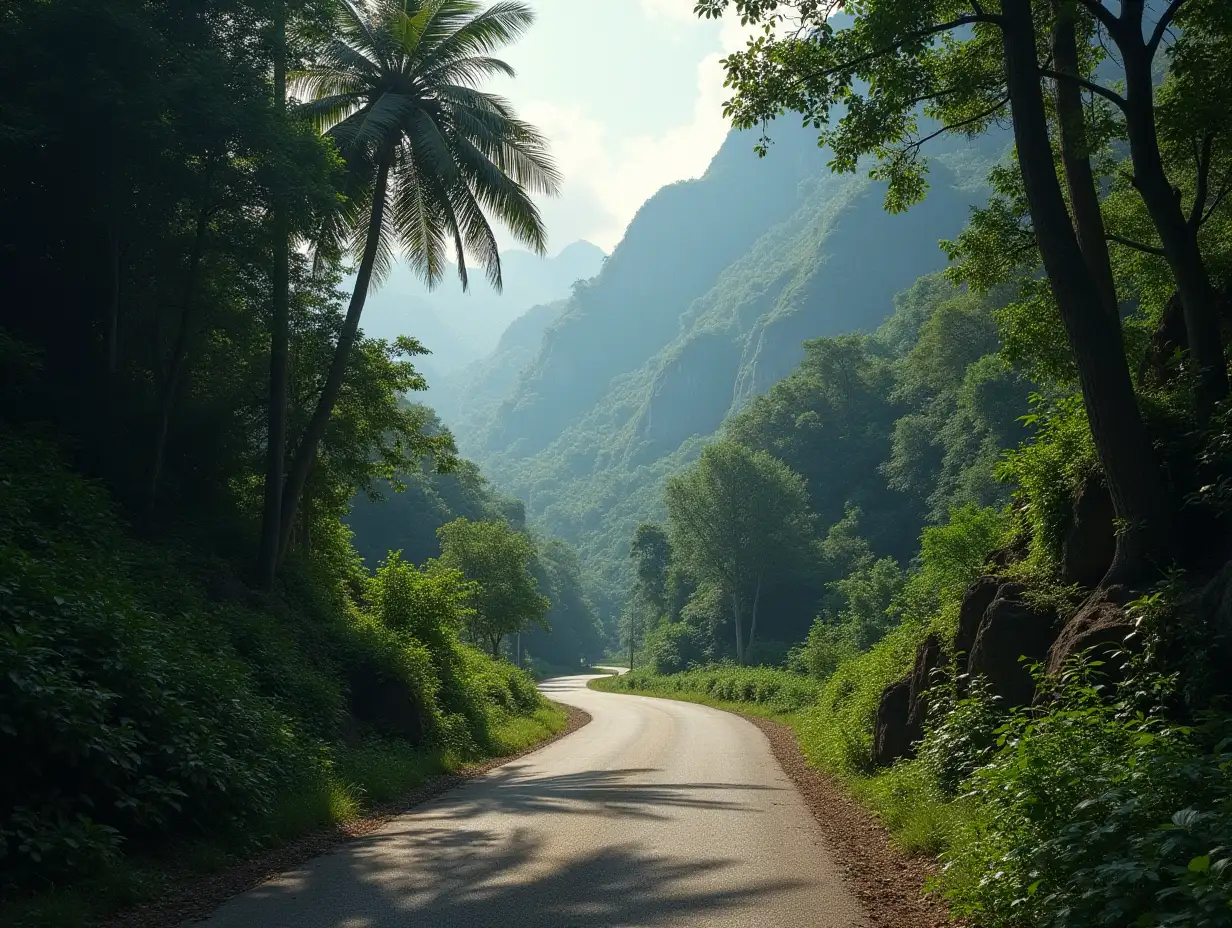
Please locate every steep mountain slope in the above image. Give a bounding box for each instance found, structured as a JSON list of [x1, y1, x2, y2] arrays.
[[441, 126, 1001, 609], [431, 298, 569, 430], [358, 240, 606, 377]]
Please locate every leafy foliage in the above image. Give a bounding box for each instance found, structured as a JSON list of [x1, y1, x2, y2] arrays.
[[435, 518, 549, 657]]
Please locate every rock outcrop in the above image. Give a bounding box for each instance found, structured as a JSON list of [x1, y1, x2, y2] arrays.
[[1061, 477, 1116, 589], [907, 633, 945, 734], [969, 583, 1059, 708], [873, 678, 915, 768], [955, 576, 1002, 660], [1046, 585, 1135, 677]]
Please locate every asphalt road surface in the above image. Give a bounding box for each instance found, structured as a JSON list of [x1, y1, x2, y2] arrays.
[[199, 674, 865, 927]]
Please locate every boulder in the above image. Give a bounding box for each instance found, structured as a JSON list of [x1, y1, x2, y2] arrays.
[[969, 583, 1059, 708], [1061, 477, 1116, 589], [955, 576, 1002, 662], [873, 678, 914, 768], [1046, 585, 1136, 678], [907, 633, 945, 733]]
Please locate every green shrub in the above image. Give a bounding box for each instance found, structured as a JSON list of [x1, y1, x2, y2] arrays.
[[611, 665, 821, 714], [0, 441, 307, 885], [642, 620, 709, 674], [916, 675, 1004, 797], [798, 620, 926, 775], [941, 668, 1232, 928]]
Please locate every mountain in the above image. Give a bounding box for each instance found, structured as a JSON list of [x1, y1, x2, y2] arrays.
[[431, 298, 570, 431], [356, 240, 607, 378], [434, 124, 1003, 613]]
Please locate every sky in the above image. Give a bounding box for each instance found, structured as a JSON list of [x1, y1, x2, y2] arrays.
[[486, 0, 754, 255]]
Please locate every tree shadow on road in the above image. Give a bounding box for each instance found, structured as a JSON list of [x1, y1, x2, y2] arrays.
[[417, 766, 785, 823], [213, 824, 807, 927]]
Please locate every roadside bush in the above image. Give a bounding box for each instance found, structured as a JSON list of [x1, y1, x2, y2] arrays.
[[0, 442, 306, 885], [611, 665, 821, 713], [917, 675, 1003, 797], [941, 667, 1232, 928], [642, 620, 709, 674]]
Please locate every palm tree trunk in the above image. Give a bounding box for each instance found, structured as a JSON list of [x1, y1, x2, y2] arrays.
[[146, 201, 211, 515], [1121, 41, 1228, 416], [1051, 1, 1118, 320], [278, 148, 393, 562], [1002, 0, 1165, 584], [258, 0, 291, 588]]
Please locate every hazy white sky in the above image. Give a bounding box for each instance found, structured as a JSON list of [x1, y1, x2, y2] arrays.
[[488, 1, 754, 254]]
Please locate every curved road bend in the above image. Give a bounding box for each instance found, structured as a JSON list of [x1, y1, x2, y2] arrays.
[[200, 674, 865, 928]]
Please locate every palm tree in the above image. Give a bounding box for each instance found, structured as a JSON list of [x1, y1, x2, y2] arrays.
[[275, 0, 559, 565]]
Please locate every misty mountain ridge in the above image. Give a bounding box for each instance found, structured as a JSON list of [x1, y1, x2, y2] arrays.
[[357, 240, 606, 379]]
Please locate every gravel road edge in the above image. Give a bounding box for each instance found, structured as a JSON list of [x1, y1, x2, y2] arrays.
[[744, 715, 963, 928]]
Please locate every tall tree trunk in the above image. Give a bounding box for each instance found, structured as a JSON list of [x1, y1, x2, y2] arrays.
[[745, 571, 762, 660], [1121, 40, 1228, 415], [1051, 1, 1118, 321], [278, 149, 393, 562], [101, 219, 122, 477], [258, 0, 291, 588], [1002, 0, 1165, 584], [105, 224, 121, 384], [731, 590, 744, 666], [146, 202, 210, 515]]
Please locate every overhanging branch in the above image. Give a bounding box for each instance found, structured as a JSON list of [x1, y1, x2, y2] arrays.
[[780, 13, 1003, 94], [1107, 232, 1166, 257], [1039, 68, 1128, 112], [1148, 0, 1188, 54], [1076, 0, 1125, 39], [897, 94, 1011, 158]]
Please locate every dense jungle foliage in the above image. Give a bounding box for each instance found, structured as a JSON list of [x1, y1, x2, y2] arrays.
[[0, 0, 600, 920]]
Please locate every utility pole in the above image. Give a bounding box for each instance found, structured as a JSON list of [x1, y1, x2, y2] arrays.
[[627, 611, 635, 671]]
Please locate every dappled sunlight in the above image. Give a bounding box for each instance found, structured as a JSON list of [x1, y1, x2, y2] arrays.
[[208, 825, 805, 928], [416, 766, 782, 823]]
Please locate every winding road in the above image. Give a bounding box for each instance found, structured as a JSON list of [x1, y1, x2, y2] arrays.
[[200, 674, 864, 927]]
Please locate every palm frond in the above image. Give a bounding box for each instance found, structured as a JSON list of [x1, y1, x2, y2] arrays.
[[291, 91, 364, 133], [399, 107, 474, 288], [328, 90, 420, 155], [449, 129, 549, 254], [390, 142, 451, 288], [444, 87, 561, 195], [333, 0, 385, 63], [419, 1, 534, 75], [423, 55, 516, 87], [314, 37, 380, 82]]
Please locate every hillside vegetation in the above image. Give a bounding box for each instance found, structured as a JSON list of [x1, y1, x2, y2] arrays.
[[0, 0, 594, 921]]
